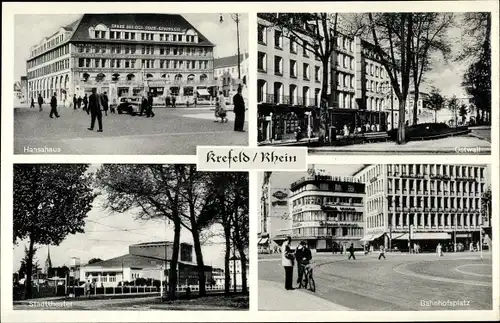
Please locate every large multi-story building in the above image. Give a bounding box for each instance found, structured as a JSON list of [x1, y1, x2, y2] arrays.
[[257, 14, 323, 108], [288, 173, 365, 251], [26, 14, 217, 105], [354, 164, 487, 251]]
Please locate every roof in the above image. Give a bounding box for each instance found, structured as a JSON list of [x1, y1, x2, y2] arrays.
[[69, 14, 214, 46], [83, 253, 204, 269], [214, 53, 249, 68]]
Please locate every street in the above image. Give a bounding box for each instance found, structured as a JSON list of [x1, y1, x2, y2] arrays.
[[259, 252, 492, 311], [14, 106, 248, 155], [309, 132, 491, 155]]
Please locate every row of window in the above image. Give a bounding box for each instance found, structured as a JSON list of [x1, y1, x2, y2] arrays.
[[365, 62, 386, 79], [387, 164, 484, 179], [387, 179, 484, 195], [28, 44, 70, 69], [293, 211, 363, 223], [28, 59, 70, 79], [257, 79, 320, 106], [85, 272, 117, 283], [293, 227, 363, 238], [31, 34, 65, 57], [92, 30, 197, 43], [77, 58, 209, 70], [292, 195, 363, 207], [76, 44, 212, 56], [387, 195, 482, 210], [389, 213, 481, 228]]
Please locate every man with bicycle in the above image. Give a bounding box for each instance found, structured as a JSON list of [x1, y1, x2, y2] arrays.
[[295, 240, 312, 288]]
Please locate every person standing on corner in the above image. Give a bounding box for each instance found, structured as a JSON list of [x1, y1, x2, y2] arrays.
[[147, 92, 155, 118], [87, 88, 103, 132], [30, 97, 35, 109], [37, 93, 44, 111], [232, 85, 245, 131], [83, 93, 89, 115], [282, 236, 295, 290], [49, 92, 60, 118], [73, 94, 78, 110]]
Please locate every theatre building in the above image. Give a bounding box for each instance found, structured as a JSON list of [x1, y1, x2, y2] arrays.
[[80, 241, 212, 288], [354, 164, 488, 251], [288, 173, 365, 251], [27, 13, 216, 105]]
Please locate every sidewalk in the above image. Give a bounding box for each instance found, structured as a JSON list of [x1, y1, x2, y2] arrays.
[[258, 280, 350, 311]]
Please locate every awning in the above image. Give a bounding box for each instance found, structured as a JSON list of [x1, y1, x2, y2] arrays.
[[258, 237, 269, 245], [372, 232, 385, 240], [197, 89, 210, 96], [360, 235, 373, 241], [392, 232, 451, 240]]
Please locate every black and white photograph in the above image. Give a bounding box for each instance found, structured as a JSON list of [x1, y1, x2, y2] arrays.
[[13, 164, 249, 310], [258, 164, 493, 310], [256, 12, 491, 154], [14, 13, 249, 155]]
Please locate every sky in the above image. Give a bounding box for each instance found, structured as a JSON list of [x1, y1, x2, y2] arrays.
[[14, 13, 248, 82], [12, 164, 228, 272], [258, 164, 492, 232]]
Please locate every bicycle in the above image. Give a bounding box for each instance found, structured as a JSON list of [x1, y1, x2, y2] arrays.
[[299, 263, 315, 292]]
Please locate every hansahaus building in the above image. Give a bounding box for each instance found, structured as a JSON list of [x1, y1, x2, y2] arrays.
[[26, 14, 217, 105]]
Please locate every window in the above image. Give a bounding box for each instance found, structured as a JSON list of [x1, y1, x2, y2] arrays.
[[274, 55, 283, 75], [303, 40, 309, 57], [258, 52, 266, 72], [85, 58, 91, 68], [131, 33, 135, 40], [344, 55, 349, 69], [274, 30, 282, 49], [370, 64, 374, 75], [289, 36, 297, 53], [303, 63, 310, 80], [290, 59, 297, 78], [315, 66, 320, 82], [78, 58, 84, 67]]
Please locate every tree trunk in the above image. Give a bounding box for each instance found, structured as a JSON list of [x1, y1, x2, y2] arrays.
[[323, 58, 332, 106], [167, 220, 181, 300], [318, 57, 331, 145], [191, 227, 206, 296], [412, 90, 419, 125], [25, 238, 35, 299], [224, 226, 231, 294], [237, 248, 247, 294], [397, 99, 406, 144]]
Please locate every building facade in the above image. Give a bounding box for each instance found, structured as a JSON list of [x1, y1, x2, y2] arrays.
[[257, 14, 323, 107], [354, 164, 487, 251], [27, 14, 217, 106], [214, 52, 249, 89], [259, 185, 292, 253], [288, 173, 365, 251]]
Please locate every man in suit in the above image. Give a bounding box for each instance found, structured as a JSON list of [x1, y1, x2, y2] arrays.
[[146, 92, 155, 118], [232, 85, 245, 131], [83, 93, 89, 115], [37, 93, 44, 111], [87, 88, 103, 132], [49, 92, 60, 118], [101, 91, 109, 116]]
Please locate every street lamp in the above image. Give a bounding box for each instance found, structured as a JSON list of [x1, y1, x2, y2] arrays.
[[219, 14, 242, 81]]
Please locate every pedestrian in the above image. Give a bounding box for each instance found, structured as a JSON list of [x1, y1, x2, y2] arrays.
[[49, 92, 60, 118], [87, 88, 103, 132], [37, 93, 44, 111], [436, 243, 443, 257], [218, 91, 228, 123], [378, 245, 386, 260], [84, 280, 91, 299], [147, 92, 155, 117], [30, 97, 35, 109], [102, 91, 109, 116], [140, 96, 148, 116], [214, 96, 220, 122], [194, 94, 198, 107], [370, 244, 374, 254], [77, 95, 82, 110], [282, 236, 294, 290], [232, 84, 245, 131], [110, 98, 116, 114], [171, 95, 176, 108], [295, 240, 312, 288], [83, 93, 89, 114], [73, 94, 77, 110], [348, 243, 356, 260]]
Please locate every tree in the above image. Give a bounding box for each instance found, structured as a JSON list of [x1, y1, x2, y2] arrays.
[[18, 245, 39, 279], [95, 164, 184, 300], [88, 258, 103, 265], [447, 95, 459, 127], [365, 13, 414, 144], [459, 103, 468, 124], [481, 186, 492, 224], [458, 13, 491, 124], [201, 172, 249, 294], [13, 164, 95, 299], [410, 13, 453, 125], [425, 86, 445, 123]]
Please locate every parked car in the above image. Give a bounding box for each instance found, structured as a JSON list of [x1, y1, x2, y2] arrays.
[[117, 97, 142, 115]]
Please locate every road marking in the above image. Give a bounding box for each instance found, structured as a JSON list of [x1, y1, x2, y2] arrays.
[[393, 262, 492, 287], [455, 264, 492, 278]]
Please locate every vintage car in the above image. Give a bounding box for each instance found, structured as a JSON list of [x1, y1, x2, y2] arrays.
[[117, 96, 142, 115]]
